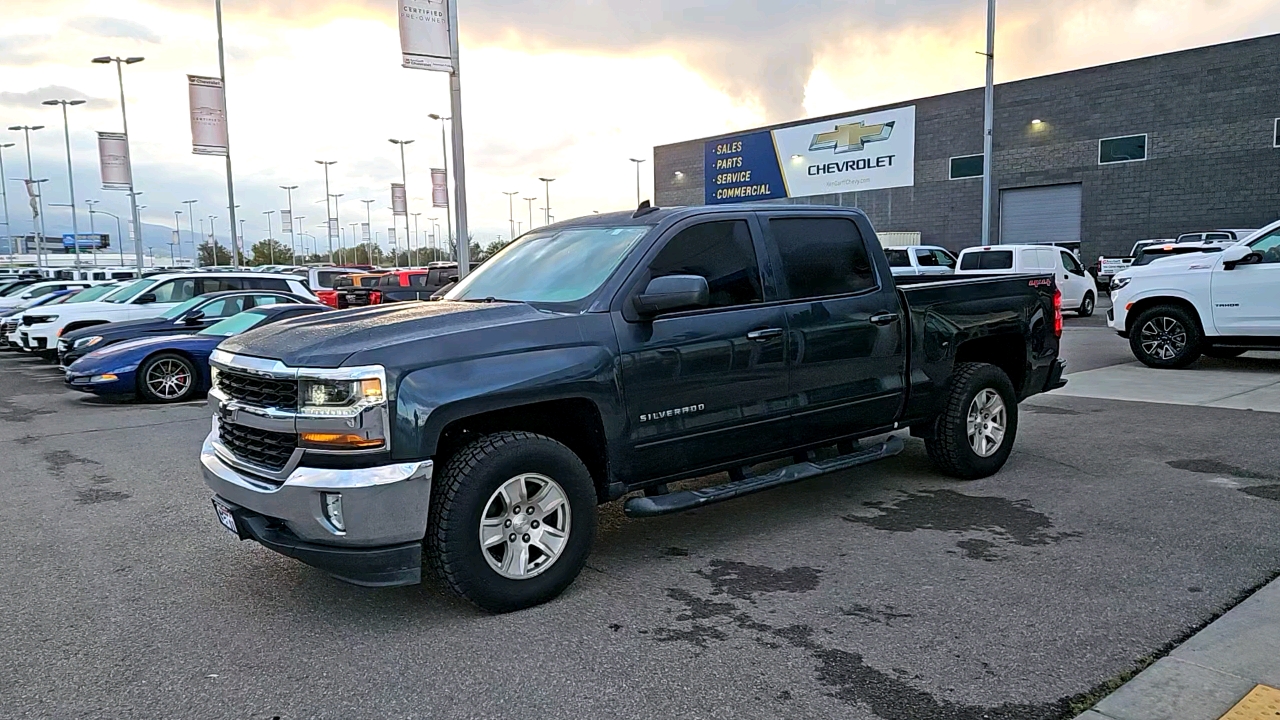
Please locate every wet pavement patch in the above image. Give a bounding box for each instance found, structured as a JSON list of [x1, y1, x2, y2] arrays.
[[1241, 485, 1280, 502], [75, 487, 131, 505], [43, 450, 101, 476], [695, 559, 821, 601], [843, 490, 1080, 559], [1166, 458, 1275, 480], [1025, 405, 1082, 416], [839, 603, 913, 626]]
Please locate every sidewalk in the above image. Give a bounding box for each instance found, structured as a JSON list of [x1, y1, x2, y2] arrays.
[[1075, 575, 1280, 720]]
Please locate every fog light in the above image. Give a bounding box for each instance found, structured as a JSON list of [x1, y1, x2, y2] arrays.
[[322, 492, 345, 532], [91, 373, 118, 382]]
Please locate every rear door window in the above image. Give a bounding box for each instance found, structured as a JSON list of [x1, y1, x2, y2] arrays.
[[914, 248, 941, 267], [149, 279, 197, 303], [960, 250, 1013, 270], [197, 296, 249, 318], [246, 278, 290, 291], [884, 249, 910, 268], [768, 217, 876, 299]]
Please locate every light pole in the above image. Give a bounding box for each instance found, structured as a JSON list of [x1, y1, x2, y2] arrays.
[[238, 217, 246, 264], [182, 200, 198, 263], [389, 137, 414, 270], [428, 218, 440, 259], [280, 184, 297, 259], [426, 114, 454, 254], [349, 222, 360, 263], [208, 215, 219, 266], [410, 212, 422, 266], [294, 216, 306, 260], [173, 210, 183, 264], [92, 55, 145, 271], [980, 0, 996, 245], [315, 160, 336, 261], [9, 125, 47, 265], [517, 220, 522, 236], [538, 177, 555, 226], [502, 190, 518, 241], [330, 193, 344, 265], [523, 196, 536, 230], [629, 158, 646, 206], [360, 198, 375, 265], [90, 207, 124, 268], [43, 99, 87, 269], [263, 210, 275, 265], [0, 142, 12, 265], [84, 198, 99, 266]]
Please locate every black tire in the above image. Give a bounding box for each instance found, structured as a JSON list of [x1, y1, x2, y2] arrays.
[[135, 353, 199, 403], [1204, 347, 1247, 359], [1077, 292, 1095, 317], [1128, 305, 1203, 369], [925, 362, 1019, 480], [427, 431, 597, 613]]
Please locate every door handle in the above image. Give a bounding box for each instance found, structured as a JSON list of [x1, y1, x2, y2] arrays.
[[869, 312, 899, 326], [746, 327, 783, 341]]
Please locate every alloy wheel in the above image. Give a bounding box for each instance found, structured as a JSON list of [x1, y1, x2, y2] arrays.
[[1139, 316, 1187, 361], [479, 473, 571, 580], [966, 388, 1007, 458], [146, 358, 192, 400]]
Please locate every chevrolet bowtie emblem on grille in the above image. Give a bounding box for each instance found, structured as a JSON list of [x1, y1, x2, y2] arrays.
[[809, 121, 895, 154]]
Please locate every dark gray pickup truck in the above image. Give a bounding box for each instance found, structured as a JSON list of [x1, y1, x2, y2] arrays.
[[201, 204, 1066, 612]]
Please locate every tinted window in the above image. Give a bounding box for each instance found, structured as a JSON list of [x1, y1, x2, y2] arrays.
[[316, 271, 345, 289], [248, 294, 292, 308], [148, 279, 197, 303], [949, 154, 983, 179], [960, 250, 1013, 270], [769, 217, 875, 299], [914, 249, 941, 267], [1204, 233, 1232, 242], [408, 273, 428, 287], [378, 274, 404, 287], [1061, 251, 1085, 275], [198, 296, 249, 318], [1099, 135, 1146, 164], [246, 278, 289, 291], [884, 249, 910, 267], [931, 249, 957, 268], [356, 276, 382, 287], [650, 220, 762, 308]]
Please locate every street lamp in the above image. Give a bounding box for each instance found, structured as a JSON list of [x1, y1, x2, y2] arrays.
[[410, 212, 422, 266], [0, 142, 13, 265], [538, 177, 555, 226], [84, 198, 99, 266], [315, 160, 336, 261], [263, 210, 275, 264], [522, 196, 536, 231], [208, 215, 219, 266], [92, 55, 145, 270], [427, 114, 454, 251], [182, 200, 198, 263], [88, 206, 124, 267], [389, 138, 414, 269], [330, 193, 344, 265], [8, 125, 47, 265], [173, 209, 183, 264], [629, 157, 646, 206], [280, 185, 298, 259], [502, 191, 518, 241], [43, 99, 88, 269], [294, 215, 306, 260], [360, 198, 375, 265]]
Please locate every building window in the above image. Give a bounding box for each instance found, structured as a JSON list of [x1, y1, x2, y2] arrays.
[[1099, 134, 1147, 164], [949, 154, 984, 180]]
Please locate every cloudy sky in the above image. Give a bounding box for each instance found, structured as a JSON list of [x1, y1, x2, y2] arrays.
[[1, 0, 1278, 256]]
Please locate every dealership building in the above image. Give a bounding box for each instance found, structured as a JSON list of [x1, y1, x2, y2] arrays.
[[653, 33, 1280, 259]]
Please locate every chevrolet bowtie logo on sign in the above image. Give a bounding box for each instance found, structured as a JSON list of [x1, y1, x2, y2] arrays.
[[809, 121, 896, 154]]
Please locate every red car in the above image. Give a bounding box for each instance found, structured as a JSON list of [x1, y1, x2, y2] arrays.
[[365, 267, 457, 304]]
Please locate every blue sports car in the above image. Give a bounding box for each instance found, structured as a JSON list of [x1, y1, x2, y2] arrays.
[[65, 303, 329, 403]]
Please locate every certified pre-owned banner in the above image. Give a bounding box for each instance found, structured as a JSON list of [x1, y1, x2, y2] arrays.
[[430, 169, 448, 208], [399, 0, 453, 72], [97, 132, 131, 190], [704, 105, 915, 204], [361, 222, 371, 243], [280, 209, 292, 233], [188, 75, 229, 156], [391, 183, 407, 215]]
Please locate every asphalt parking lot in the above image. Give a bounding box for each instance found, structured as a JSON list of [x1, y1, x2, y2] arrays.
[[3, 304, 1280, 720]]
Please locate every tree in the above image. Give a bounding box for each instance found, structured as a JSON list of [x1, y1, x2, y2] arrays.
[[475, 238, 514, 263], [351, 242, 384, 266], [198, 241, 231, 267], [249, 239, 294, 266]]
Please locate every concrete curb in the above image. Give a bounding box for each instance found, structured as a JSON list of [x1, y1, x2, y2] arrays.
[[1076, 575, 1280, 720]]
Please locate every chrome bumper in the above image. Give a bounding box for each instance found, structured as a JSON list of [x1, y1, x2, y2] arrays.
[[200, 428, 433, 547]]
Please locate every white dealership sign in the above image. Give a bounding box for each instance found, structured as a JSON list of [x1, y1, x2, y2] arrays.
[[430, 168, 448, 207], [187, 75, 229, 156], [280, 209, 292, 233], [398, 0, 453, 72], [772, 105, 915, 198], [96, 132, 131, 190]]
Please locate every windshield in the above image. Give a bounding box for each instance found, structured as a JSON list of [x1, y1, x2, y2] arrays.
[[0, 283, 33, 297], [446, 226, 650, 303], [1133, 246, 1222, 266], [107, 278, 155, 303], [65, 284, 123, 303], [160, 296, 208, 319], [199, 310, 271, 337], [884, 249, 910, 267]]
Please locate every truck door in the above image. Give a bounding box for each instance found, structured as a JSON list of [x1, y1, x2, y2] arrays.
[[1212, 228, 1280, 334], [614, 216, 791, 480], [759, 212, 907, 444]]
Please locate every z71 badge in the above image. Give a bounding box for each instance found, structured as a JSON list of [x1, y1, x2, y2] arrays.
[[639, 404, 705, 423]]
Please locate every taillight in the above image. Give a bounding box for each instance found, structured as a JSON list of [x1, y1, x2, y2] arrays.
[[1053, 288, 1063, 337], [370, 290, 383, 304]]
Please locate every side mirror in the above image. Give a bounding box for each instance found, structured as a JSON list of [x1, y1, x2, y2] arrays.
[[635, 274, 710, 317], [1221, 244, 1256, 270], [182, 310, 206, 325], [135, 292, 157, 305]]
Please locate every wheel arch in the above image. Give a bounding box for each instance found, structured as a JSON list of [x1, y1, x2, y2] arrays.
[[952, 333, 1028, 398], [1123, 296, 1206, 337], [61, 319, 111, 335]]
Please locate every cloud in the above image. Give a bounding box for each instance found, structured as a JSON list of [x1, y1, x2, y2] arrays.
[[0, 34, 55, 67], [0, 85, 113, 111], [67, 16, 163, 44]]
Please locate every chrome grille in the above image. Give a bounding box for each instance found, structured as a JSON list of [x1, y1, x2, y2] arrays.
[[217, 369, 297, 410], [218, 418, 296, 473]]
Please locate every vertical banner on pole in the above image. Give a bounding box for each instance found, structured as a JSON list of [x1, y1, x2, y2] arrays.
[[361, 222, 371, 243], [280, 209, 292, 233], [430, 169, 448, 207], [328, 218, 338, 238], [391, 183, 407, 215], [97, 132, 132, 190], [398, 0, 454, 71], [187, 75, 230, 156]]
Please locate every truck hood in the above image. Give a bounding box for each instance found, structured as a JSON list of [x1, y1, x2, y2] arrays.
[[217, 300, 552, 367]]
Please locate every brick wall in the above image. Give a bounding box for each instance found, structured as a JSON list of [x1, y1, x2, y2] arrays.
[[654, 33, 1280, 259]]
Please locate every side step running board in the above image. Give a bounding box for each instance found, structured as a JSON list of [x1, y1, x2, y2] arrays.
[[623, 435, 905, 518]]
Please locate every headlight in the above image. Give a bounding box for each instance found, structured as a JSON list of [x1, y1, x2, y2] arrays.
[[73, 336, 103, 349], [296, 367, 387, 450], [26, 314, 57, 324], [1109, 276, 1131, 292], [300, 377, 383, 411]]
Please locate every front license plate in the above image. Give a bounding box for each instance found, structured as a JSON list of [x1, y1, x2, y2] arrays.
[[212, 499, 238, 535]]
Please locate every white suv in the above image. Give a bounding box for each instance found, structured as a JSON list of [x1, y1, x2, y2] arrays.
[[1108, 219, 1280, 367], [19, 272, 315, 357]]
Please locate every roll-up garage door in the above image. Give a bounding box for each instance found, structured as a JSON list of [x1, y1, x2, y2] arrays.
[[999, 184, 1082, 244]]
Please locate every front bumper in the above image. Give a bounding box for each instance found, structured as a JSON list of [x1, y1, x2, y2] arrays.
[[200, 429, 433, 585]]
